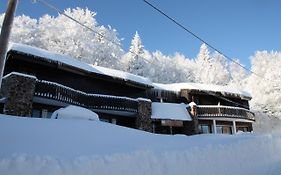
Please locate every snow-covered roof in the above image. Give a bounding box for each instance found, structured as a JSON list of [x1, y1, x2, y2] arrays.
[[51, 105, 99, 121], [151, 102, 192, 121], [3, 71, 37, 80], [154, 82, 252, 99], [9, 43, 153, 88], [8, 43, 251, 100]]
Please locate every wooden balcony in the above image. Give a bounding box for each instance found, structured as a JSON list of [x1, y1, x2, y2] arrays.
[[197, 105, 255, 121], [34, 80, 138, 113]]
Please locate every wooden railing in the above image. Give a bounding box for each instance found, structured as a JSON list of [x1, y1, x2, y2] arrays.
[[197, 105, 255, 121], [34, 80, 138, 113]]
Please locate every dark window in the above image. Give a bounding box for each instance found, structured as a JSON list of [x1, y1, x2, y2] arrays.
[[32, 109, 41, 118], [216, 126, 223, 134], [200, 124, 211, 134]]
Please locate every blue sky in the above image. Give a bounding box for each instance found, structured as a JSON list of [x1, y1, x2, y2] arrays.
[[1, 0, 281, 68]]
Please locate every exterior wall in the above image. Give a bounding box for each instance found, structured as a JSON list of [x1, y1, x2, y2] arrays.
[[4, 53, 148, 97], [180, 89, 250, 109], [1, 73, 37, 117], [136, 98, 152, 132]]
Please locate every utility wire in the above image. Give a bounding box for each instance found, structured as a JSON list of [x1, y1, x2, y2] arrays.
[[33, 0, 254, 110], [142, 0, 267, 81], [34, 0, 155, 65]]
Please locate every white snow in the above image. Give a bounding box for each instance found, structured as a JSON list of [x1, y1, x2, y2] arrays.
[[137, 97, 152, 102], [9, 43, 153, 87], [189, 101, 197, 107], [3, 71, 37, 80], [151, 102, 192, 121], [50, 105, 99, 121], [0, 115, 281, 175], [154, 82, 252, 99]]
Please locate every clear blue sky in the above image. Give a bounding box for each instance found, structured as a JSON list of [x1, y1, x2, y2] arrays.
[[1, 0, 281, 68]]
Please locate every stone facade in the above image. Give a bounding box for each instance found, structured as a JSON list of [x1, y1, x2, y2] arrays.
[[136, 98, 152, 132], [189, 103, 200, 134], [1, 73, 37, 117]]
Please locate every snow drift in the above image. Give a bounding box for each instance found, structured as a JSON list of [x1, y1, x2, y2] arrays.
[[0, 115, 281, 175], [51, 105, 99, 121]]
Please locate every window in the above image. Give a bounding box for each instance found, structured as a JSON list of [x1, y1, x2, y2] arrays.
[[199, 124, 211, 134], [111, 118, 117, 124], [41, 109, 48, 118], [222, 126, 232, 134], [215, 125, 232, 134], [237, 127, 249, 132], [216, 126, 223, 134], [32, 109, 41, 118]]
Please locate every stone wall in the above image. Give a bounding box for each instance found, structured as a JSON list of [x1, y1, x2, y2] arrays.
[[190, 104, 200, 134], [1, 72, 37, 117], [181, 103, 199, 135], [136, 98, 152, 132]]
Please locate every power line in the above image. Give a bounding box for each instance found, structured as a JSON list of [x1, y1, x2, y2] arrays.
[[34, 0, 155, 65], [142, 0, 267, 81], [33, 0, 254, 110]]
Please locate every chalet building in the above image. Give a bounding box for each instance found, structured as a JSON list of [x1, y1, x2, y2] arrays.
[[0, 43, 255, 135]]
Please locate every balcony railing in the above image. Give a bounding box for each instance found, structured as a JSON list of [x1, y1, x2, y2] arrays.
[[197, 105, 255, 121], [34, 80, 138, 113]]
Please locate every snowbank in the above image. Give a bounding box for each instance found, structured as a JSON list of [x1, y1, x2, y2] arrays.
[[253, 111, 281, 133], [51, 105, 99, 121], [0, 115, 281, 175]]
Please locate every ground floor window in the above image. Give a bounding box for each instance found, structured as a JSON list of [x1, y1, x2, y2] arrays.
[[32, 108, 53, 118], [216, 125, 232, 134], [199, 124, 212, 134], [32, 109, 41, 118], [237, 126, 250, 132], [216, 126, 223, 134], [223, 126, 232, 134]]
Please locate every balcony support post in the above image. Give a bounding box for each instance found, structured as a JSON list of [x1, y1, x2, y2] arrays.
[[232, 120, 237, 134], [212, 119, 217, 134]]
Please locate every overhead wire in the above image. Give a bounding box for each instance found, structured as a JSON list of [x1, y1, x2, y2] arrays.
[[142, 0, 267, 81], [34, 0, 155, 65]]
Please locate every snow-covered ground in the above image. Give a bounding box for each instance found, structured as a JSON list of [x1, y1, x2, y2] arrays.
[[253, 111, 281, 133], [0, 114, 281, 175]]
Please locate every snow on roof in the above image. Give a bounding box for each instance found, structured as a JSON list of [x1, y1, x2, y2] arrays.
[[51, 105, 99, 121], [8, 43, 251, 99], [189, 102, 197, 107], [3, 71, 37, 80], [154, 82, 252, 99], [9, 43, 153, 87], [151, 102, 192, 121]]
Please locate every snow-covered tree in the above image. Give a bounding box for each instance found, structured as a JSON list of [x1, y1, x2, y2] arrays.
[[194, 43, 211, 83], [37, 8, 124, 69], [194, 44, 230, 85], [228, 60, 249, 89], [0, 14, 38, 45], [209, 52, 230, 85], [0, 8, 124, 69], [245, 51, 281, 116], [122, 31, 149, 75]]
